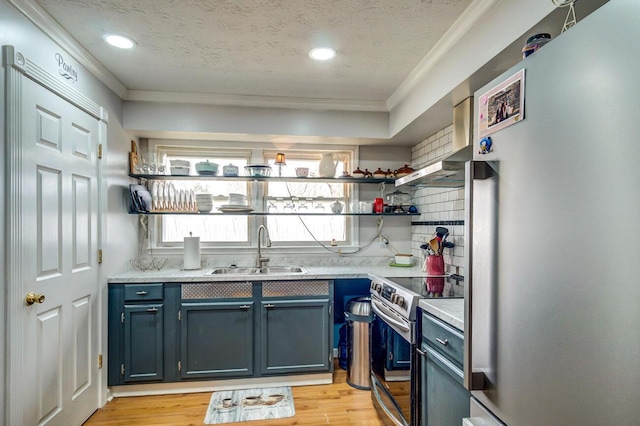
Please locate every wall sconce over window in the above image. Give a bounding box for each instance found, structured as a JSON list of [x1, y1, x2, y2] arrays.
[[275, 153, 286, 176]]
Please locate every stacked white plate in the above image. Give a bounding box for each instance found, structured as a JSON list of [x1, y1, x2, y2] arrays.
[[218, 193, 253, 212], [217, 204, 254, 213]]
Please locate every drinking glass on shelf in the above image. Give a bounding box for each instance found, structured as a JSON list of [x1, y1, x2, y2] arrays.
[[314, 201, 325, 211], [284, 199, 295, 212], [298, 198, 310, 211], [268, 200, 278, 212]]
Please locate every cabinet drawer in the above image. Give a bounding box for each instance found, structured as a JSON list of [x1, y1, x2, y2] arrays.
[[124, 284, 164, 302], [422, 312, 464, 366]]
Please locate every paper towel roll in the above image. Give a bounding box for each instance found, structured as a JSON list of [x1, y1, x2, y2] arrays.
[[184, 235, 201, 270]]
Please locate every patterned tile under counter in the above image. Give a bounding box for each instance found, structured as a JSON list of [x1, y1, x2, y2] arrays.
[[419, 298, 465, 331]]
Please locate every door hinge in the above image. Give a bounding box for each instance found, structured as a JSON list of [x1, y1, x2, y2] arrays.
[[329, 305, 332, 315], [178, 361, 181, 372], [121, 312, 125, 323], [98, 354, 103, 369], [97, 249, 103, 264], [98, 144, 103, 159], [120, 364, 125, 376]]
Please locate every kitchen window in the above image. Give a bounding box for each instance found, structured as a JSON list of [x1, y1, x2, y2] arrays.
[[263, 151, 351, 245], [156, 148, 251, 246], [151, 145, 355, 249]]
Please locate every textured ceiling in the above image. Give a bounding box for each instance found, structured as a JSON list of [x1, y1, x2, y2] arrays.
[[33, 0, 473, 104]]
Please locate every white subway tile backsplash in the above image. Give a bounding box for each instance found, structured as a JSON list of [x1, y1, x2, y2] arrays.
[[411, 124, 466, 288]]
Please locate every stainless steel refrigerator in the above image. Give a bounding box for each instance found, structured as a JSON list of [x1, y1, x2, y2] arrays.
[[463, 1, 640, 424]]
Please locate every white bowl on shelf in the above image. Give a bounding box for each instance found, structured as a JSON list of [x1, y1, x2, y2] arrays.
[[196, 200, 213, 212], [228, 193, 247, 206], [170, 159, 190, 168], [195, 193, 213, 201], [170, 166, 190, 176]]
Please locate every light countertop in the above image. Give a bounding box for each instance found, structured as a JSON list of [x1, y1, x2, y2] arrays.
[[419, 298, 464, 331], [108, 264, 429, 283]]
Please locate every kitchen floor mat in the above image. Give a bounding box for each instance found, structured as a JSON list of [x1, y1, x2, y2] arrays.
[[204, 386, 295, 424]]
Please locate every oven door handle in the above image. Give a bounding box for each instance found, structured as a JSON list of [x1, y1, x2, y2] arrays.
[[371, 298, 411, 333]]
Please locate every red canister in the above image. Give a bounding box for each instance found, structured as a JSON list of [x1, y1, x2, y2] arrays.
[[374, 197, 384, 213], [426, 255, 445, 294], [426, 255, 445, 275]]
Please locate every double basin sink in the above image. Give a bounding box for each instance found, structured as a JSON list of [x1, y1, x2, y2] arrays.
[[208, 266, 307, 275]]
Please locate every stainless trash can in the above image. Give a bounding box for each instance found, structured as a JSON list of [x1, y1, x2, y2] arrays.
[[345, 296, 373, 390]]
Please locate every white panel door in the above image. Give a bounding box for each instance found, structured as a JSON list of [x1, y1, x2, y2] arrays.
[[20, 77, 100, 426]]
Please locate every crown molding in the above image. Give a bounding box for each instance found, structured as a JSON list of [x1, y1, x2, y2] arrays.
[[386, 0, 500, 110], [126, 90, 389, 112], [8, 0, 129, 99]]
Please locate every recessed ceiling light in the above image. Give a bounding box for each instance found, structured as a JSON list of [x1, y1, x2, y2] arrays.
[[104, 34, 136, 49], [309, 47, 336, 61]]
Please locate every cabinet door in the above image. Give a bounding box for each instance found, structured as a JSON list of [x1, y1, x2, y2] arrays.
[[123, 304, 164, 382], [260, 298, 331, 375], [420, 344, 470, 426], [387, 326, 411, 371], [180, 301, 254, 379]]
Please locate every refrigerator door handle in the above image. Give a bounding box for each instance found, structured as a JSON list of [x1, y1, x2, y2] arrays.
[[463, 160, 494, 391]]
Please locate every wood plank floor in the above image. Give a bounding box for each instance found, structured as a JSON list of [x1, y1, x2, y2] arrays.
[[84, 363, 385, 425]]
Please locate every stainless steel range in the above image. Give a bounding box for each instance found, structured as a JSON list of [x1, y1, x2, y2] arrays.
[[369, 275, 462, 426]]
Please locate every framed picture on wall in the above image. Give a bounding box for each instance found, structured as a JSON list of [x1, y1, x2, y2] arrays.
[[478, 69, 525, 138]]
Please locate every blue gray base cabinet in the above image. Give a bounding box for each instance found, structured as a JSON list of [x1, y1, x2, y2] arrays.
[[107, 283, 175, 385], [260, 281, 332, 375], [418, 307, 470, 426], [180, 300, 255, 379], [108, 280, 333, 386]]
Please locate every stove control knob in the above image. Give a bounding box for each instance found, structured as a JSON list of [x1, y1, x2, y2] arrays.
[[391, 294, 404, 306], [370, 282, 382, 293]]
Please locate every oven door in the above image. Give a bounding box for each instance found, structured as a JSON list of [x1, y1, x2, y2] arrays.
[[370, 295, 414, 426]]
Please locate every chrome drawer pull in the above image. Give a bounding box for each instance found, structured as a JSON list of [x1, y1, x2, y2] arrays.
[[146, 307, 158, 313], [436, 338, 449, 346], [135, 291, 148, 296], [265, 304, 275, 308], [239, 305, 250, 309]]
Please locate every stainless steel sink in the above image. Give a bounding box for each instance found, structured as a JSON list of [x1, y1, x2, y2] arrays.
[[259, 266, 306, 274], [209, 267, 260, 274], [208, 266, 306, 275]]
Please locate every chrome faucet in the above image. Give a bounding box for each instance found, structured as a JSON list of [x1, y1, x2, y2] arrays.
[[256, 225, 272, 268]]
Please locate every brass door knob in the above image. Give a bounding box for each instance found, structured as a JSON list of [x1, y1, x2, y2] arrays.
[[25, 292, 45, 306]]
